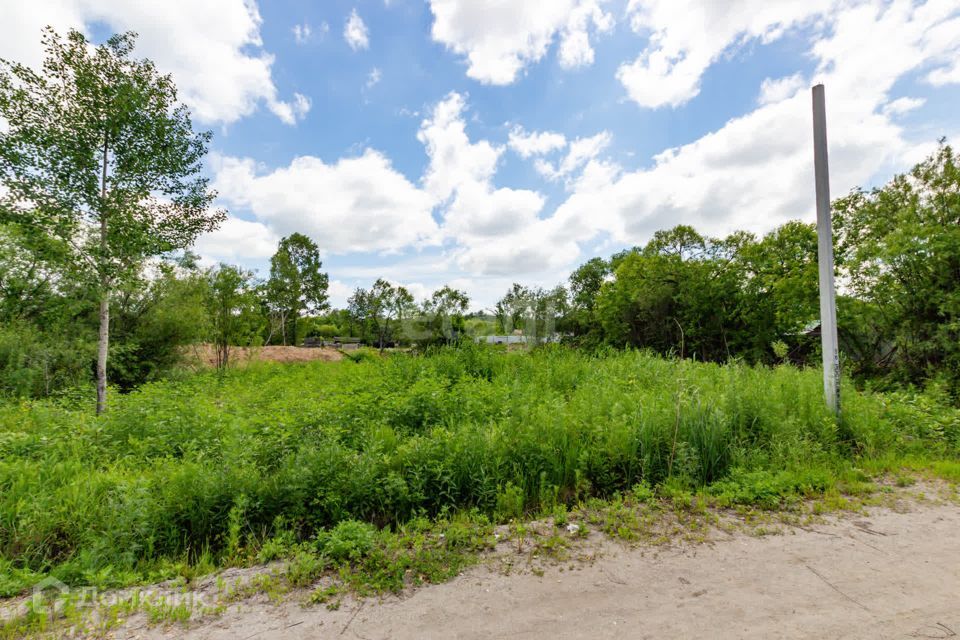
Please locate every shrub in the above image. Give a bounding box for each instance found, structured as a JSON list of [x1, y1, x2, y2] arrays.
[[316, 521, 377, 563]]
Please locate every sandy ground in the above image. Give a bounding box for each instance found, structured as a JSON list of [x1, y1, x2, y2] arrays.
[[183, 345, 343, 367], [107, 494, 960, 640]]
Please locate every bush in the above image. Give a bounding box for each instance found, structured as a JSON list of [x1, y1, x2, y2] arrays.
[[316, 521, 377, 562], [0, 323, 92, 398]]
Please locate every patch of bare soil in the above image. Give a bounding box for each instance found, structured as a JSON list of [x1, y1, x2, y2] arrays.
[[102, 488, 960, 640], [183, 344, 343, 368]]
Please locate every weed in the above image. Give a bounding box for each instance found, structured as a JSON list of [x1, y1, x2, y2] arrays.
[[285, 550, 327, 588], [316, 521, 377, 563]]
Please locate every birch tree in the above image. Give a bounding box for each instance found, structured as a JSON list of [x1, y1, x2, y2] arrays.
[[0, 28, 223, 413]]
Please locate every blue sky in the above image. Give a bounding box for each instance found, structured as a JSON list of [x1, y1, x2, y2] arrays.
[[4, 0, 960, 309]]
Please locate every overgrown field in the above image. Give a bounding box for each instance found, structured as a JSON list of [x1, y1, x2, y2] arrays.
[[2, 346, 959, 597]]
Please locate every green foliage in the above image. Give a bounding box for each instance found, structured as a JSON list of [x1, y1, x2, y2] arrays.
[[313, 323, 339, 339], [834, 141, 960, 394], [108, 259, 210, 391], [419, 285, 470, 345], [708, 468, 834, 509], [265, 233, 329, 345], [566, 257, 611, 342], [285, 549, 328, 588], [348, 279, 415, 350], [0, 28, 223, 412], [315, 521, 377, 563], [594, 223, 819, 363], [205, 264, 263, 369], [342, 347, 381, 364], [0, 347, 957, 595], [0, 322, 92, 398], [494, 284, 567, 342]]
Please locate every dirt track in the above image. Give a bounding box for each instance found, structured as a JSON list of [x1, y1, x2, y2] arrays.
[[124, 493, 960, 640]]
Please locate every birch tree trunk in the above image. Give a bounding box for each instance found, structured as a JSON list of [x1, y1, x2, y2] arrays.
[[96, 136, 109, 415], [96, 285, 109, 415]]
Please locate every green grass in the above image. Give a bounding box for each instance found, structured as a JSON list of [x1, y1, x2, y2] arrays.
[[0, 344, 958, 599]]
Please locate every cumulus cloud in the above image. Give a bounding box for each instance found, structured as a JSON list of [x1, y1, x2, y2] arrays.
[[617, 0, 832, 109], [211, 151, 439, 255], [428, 0, 614, 85], [344, 9, 370, 50], [0, 0, 308, 126], [326, 279, 356, 307], [270, 92, 311, 125], [534, 131, 612, 182], [194, 216, 280, 262], [419, 94, 585, 275], [208, 0, 960, 305], [562, 0, 960, 245], [417, 92, 503, 202], [507, 127, 567, 158], [883, 96, 926, 116], [758, 73, 806, 106]]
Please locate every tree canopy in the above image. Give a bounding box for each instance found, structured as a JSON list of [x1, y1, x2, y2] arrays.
[[0, 28, 223, 412]]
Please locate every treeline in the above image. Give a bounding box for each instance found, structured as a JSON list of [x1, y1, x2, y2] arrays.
[[552, 142, 959, 396], [2, 29, 958, 406], [2, 142, 958, 402], [0, 226, 476, 396]]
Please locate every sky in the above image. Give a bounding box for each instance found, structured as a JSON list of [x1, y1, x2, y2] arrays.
[[2, 0, 959, 310]]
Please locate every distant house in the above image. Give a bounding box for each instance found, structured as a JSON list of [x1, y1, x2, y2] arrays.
[[302, 336, 362, 350], [475, 334, 562, 345], [477, 335, 528, 345]]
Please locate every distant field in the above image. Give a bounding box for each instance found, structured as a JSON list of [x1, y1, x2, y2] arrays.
[[182, 344, 344, 367], [1, 345, 958, 599]]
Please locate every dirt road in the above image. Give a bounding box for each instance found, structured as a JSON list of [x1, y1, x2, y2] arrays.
[[125, 495, 960, 640]]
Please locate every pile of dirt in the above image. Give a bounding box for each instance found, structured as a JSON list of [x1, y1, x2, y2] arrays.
[[183, 344, 344, 368]]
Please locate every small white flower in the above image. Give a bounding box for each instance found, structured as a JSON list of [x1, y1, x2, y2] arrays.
[[566, 524, 580, 534]]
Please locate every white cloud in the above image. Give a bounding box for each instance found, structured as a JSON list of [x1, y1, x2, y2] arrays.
[[927, 60, 960, 85], [184, 0, 960, 307], [507, 127, 567, 158], [344, 9, 370, 51], [418, 94, 579, 276], [922, 13, 960, 85], [327, 279, 356, 307], [418, 92, 503, 202], [617, 0, 832, 108], [558, 0, 959, 247], [758, 73, 806, 105], [194, 216, 279, 262], [366, 67, 382, 89], [293, 22, 329, 44], [292, 23, 311, 44], [0, 1, 306, 126], [212, 150, 439, 255], [558, 0, 615, 69], [428, 0, 614, 85], [270, 92, 312, 125], [534, 131, 612, 182], [883, 96, 926, 116]]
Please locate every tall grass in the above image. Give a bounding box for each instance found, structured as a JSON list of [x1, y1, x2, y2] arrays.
[[0, 345, 957, 593]]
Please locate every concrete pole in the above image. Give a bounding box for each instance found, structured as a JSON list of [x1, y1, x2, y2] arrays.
[[812, 84, 841, 416]]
